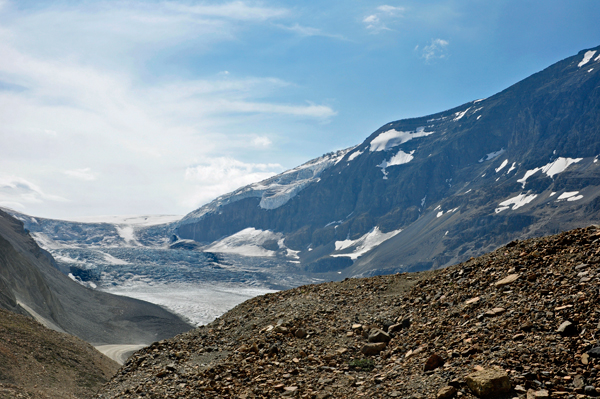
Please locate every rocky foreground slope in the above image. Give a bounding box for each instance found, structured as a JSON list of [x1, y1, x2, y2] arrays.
[[98, 226, 600, 398], [0, 308, 119, 399]]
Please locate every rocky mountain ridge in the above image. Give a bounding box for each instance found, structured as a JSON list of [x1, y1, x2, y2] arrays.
[[173, 45, 600, 276], [98, 225, 600, 398]]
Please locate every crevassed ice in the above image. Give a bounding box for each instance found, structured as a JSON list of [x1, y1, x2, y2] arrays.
[[332, 227, 402, 260], [495, 193, 538, 213], [578, 50, 597, 68], [369, 127, 433, 152], [517, 157, 583, 188]]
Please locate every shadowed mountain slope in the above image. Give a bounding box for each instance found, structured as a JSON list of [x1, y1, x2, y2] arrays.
[[174, 45, 600, 276]]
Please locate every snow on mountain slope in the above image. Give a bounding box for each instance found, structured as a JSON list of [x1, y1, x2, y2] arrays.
[[177, 148, 354, 227], [176, 45, 600, 276]]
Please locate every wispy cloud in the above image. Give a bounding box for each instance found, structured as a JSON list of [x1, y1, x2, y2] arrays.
[[252, 136, 272, 148], [0, 175, 66, 211], [183, 157, 283, 207], [417, 38, 450, 62], [165, 1, 288, 21], [0, 1, 338, 217], [64, 168, 97, 181], [377, 5, 405, 14], [363, 4, 405, 32], [276, 23, 346, 40]]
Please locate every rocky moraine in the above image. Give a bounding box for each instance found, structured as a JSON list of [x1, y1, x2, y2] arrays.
[[98, 225, 600, 399]]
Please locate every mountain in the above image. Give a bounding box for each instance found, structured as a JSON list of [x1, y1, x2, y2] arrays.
[[97, 225, 600, 398], [0, 209, 193, 345], [173, 45, 600, 277], [0, 307, 119, 399]]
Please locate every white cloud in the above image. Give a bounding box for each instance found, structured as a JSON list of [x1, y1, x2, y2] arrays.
[[165, 1, 288, 21], [183, 158, 282, 207], [420, 38, 450, 62], [0, 1, 339, 218], [252, 136, 272, 147], [363, 5, 404, 32], [0, 176, 66, 211], [377, 5, 404, 14], [275, 23, 346, 40], [64, 168, 97, 181]]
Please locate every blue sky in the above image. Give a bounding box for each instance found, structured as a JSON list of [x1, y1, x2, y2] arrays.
[[1, 0, 599, 219]]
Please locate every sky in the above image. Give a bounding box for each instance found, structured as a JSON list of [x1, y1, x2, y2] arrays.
[[1, 0, 599, 220]]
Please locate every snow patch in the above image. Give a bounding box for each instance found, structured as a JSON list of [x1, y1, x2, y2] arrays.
[[332, 227, 402, 260], [453, 107, 471, 121], [557, 191, 583, 201], [369, 127, 433, 152], [377, 150, 415, 177], [495, 159, 509, 173], [348, 150, 363, 161], [495, 193, 538, 213], [205, 228, 286, 258], [115, 226, 140, 246], [517, 157, 583, 188], [436, 211, 444, 218], [507, 162, 516, 174], [589, 68, 595, 73], [479, 149, 505, 163], [179, 148, 354, 224], [578, 50, 597, 67]]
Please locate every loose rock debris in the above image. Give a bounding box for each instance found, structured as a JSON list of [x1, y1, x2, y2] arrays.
[[98, 226, 600, 398]]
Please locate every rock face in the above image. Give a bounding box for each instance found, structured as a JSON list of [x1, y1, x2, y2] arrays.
[[173, 45, 600, 277], [98, 225, 600, 398], [464, 368, 511, 397], [0, 209, 193, 345]]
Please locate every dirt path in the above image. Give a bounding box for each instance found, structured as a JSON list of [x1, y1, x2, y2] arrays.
[[95, 344, 147, 365]]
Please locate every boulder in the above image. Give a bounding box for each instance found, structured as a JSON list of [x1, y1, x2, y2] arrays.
[[368, 329, 391, 343], [360, 342, 386, 356], [464, 367, 511, 397]]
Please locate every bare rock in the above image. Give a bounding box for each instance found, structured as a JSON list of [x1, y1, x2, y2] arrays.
[[424, 353, 445, 371], [368, 329, 391, 343], [437, 385, 457, 399], [494, 274, 519, 287], [465, 367, 511, 397], [527, 389, 549, 399], [360, 342, 386, 356], [557, 321, 578, 337]]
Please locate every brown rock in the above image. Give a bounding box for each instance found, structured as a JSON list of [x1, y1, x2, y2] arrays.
[[294, 328, 307, 338], [465, 367, 511, 397], [527, 389, 549, 399], [494, 274, 519, 287], [360, 342, 386, 356], [368, 329, 391, 343], [437, 386, 457, 399], [424, 353, 445, 371]]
